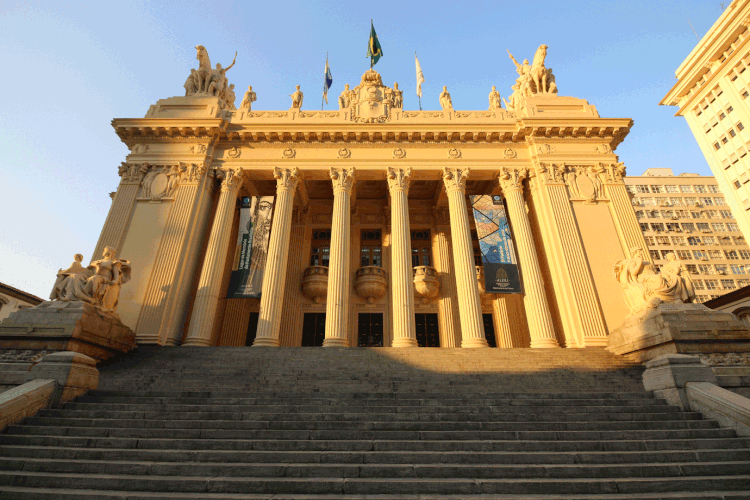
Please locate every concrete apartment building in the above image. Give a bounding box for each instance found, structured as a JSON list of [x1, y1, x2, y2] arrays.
[[625, 168, 750, 302]]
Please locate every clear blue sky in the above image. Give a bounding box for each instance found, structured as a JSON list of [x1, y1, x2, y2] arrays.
[[0, 0, 728, 297]]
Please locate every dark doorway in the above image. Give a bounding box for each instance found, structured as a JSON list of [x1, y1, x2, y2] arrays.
[[301, 313, 326, 346], [415, 313, 440, 347], [245, 312, 259, 346], [483, 313, 497, 347], [358, 313, 384, 347]]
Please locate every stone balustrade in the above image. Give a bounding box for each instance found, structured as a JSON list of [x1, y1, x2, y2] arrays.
[[354, 266, 387, 304], [301, 266, 329, 304]]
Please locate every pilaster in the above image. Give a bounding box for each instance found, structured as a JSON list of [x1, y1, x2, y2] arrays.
[[601, 162, 651, 258], [183, 167, 244, 346], [442, 167, 487, 348], [253, 167, 300, 347], [279, 206, 308, 346], [387, 167, 418, 347]]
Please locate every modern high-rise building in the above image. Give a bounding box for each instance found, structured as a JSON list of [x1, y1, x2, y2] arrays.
[[624, 168, 750, 302], [661, 0, 750, 242]]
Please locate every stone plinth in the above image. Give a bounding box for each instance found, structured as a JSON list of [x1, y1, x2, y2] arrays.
[[608, 303, 750, 362], [0, 301, 136, 362]]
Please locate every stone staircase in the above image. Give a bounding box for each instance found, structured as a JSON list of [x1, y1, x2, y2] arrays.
[[0, 346, 749, 499]]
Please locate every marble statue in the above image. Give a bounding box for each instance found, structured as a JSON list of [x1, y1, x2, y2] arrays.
[[506, 45, 558, 110], [187, 46, 238, 110], [49, 248, 132, 315], [290, 85, 304, 109], [488, 86, 501, 111], [392, 82, 403, 108], [222, 83, 237, 110], [338, 84, 350, 109], [439, 86, 452, 110], [240, 86, 257, 111], [614, 248, 695, 314], [184, 69, 198, 96]]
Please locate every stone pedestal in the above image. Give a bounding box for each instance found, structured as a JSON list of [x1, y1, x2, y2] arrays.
[[608, 303, 750, 362], [0, 301, 137, 362]]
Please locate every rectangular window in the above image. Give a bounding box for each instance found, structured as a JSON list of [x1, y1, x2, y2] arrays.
[[676, 210, 690, 218], [695, 185, 707, 193], [636, 185, 650, 193], [730, 129, 737, 137], [714, 142, 721, 150], [684, 197, 699, 206], [694, 250, 708, 260], [680, 185, 694, 193], [711, 251, 724, 260], [720, 112, 726, 120], [665, 185, 679, 193], [738, 279, 750, 287], [644, 236, 655, 245], [309, 230, 332, 267], [666, 223, 681, 232], [728, 106, 734, 113], [735, 180, 742, 189], [722, 279, 737, 290], [728, 223, 740, 231], [697, 223, 710, 231], [677, 250, 692, 260], [734, 236, 746, 245], [699, 264, 714, 275], [686, 264, 699, 274], [672, 236, 686, 245], [714, 197, 727, 205], [706, 210, 720, 218], [411, 230, 432, 267], [650, 185, 664, 193], [721, 210, 733, 218], [726, 250, 740, 260], [741, 250, 750, 259], [626, 185, 637, 194], [649, 250, 661, 261], [739, 121, 745, 130], [701, 197, 714, 206], [360, 230, 383, 267], [641, 197, 657, 206], [683, 223, 696, 232], [712, 223, 726, 231], [651, 223, 665, 232], [703, 236, 716, 245], [657, 236, 670, 245], [693, 280, 705, 290], [722, 137, 729, 144], [731, 264, 745, 274], [640, 223, 650, 232], [635, 210, 645, 219], [663, 210, 676, 219], [691, 211, 705, 219], [647, 210, 660, 219], [670, 197, 685, 206], [708, 185, 720, 193]]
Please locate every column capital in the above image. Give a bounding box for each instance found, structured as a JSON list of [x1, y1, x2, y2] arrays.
[[387, 167, 412, 194], [274, 167, 300, 192], [498, 167, 527, 193], [442, 167, 469, 194], [178, 162, 209, 184], [217, 167, 245, 192], [598, 161, 626, 183], [330, 167, 356, 194], [118, 162, 148, 184]]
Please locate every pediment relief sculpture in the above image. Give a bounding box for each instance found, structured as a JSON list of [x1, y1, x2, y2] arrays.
[[614, 248, 696, 314], [49, 248, 132, 317], [342, 70, 399, 123]]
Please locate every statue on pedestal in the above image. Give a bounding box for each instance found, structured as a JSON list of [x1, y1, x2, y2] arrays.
[[240, 86, 257, 111], [290, 85, 304, 109], [392, 82, 403, 108], [506, 45, 558, 111], [439, 86, 452, 110], [488, 86, 501, 111], [187, 46, 238, 110], [338, 84, 351, 109], [614, 248, 695, 314]]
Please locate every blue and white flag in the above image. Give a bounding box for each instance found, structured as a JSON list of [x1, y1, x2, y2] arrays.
[[323, 55, 333, 105]]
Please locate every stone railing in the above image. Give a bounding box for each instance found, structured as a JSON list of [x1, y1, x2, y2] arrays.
[[301, 266, 328, 304], [354, 266, 387, 304], [413, 266, 440, 303]]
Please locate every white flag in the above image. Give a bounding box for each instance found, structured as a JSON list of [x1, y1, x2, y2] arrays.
[[415, 53, 425, 98]]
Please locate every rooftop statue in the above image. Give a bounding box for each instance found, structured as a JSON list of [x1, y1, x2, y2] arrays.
[[290, 85, 304, 109], [488, 86, 501, 111], [50, 247, 132, 316], [439, 86, 453, 110], [338, 84, 351, 110], [614, 249, 696, 314], [240, 86, 256, 111], [185, 46, 238, 110], [505, 45, 558, 111], [392, 82, 403, 108]]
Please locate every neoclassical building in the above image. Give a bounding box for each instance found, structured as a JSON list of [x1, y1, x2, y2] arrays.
[[99, 56, 643, 350]]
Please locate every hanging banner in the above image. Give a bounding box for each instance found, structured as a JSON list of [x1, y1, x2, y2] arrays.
[[226, 196, 275, 298], [470, 194, 523, 294]]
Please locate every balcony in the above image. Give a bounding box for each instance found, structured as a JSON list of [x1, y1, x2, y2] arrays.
[[354, 266, 387, 304], [301, 265, 328, 303], [413, 266, 440, 303]]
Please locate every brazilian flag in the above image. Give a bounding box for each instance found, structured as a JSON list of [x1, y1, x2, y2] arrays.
[[367, 21, 383, 67]]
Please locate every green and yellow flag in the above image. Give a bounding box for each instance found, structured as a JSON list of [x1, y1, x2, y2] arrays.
[[366, 21, 383, 68]]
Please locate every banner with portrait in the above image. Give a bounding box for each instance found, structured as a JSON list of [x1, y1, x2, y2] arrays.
[[226, 196, 275, 298], [470, 194, 523, 294]]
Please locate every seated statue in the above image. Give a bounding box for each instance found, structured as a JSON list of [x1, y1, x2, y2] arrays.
[[49, 247, 131, 315], [614, 248, 695, 314]]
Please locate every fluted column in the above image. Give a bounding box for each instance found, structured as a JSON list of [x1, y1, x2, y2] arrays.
[[183, 168, 244, 346], [498, 168, 558, 348], [324, 167, 356, 347], [387, 167, 418, 347], [431, 207, 462, 348], [442, 167, 487, 348], [253, 167, 300, 347]]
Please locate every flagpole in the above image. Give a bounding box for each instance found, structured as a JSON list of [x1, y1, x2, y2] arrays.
[[416, 51, 422, 111], [322, 53, 327, 111]]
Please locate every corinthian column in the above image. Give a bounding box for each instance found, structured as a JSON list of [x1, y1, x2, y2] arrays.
[[442, 167, 487, 348], [498, 168, 558, 348], [253, 167, 300, 347], [387, 167, 418, 347], [324, 167, 355, 347], [184, 167, 244, 346]]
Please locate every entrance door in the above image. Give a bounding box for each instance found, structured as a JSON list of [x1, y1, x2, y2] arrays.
[[483, 313, 497, 347], [415, 313, 440, 347], [358, 313, 384, 347], [245, 312, 259, 346], [301, 313, 326, 346]]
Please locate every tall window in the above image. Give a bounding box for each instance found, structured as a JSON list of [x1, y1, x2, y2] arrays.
[[411, 230, 432, 267], [360, 230, 382, 267], [310, 230, 331, 266], [680, 185, 694, 193]]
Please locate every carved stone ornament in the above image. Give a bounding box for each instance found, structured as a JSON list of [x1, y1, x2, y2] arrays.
[[534, 162, 564, 184], [187, 45, 238, 111], [189, 144, 207, 154], [442, 167, 470, 193], [498, 167, 527, 192], [118, 163, 147, 184], [386, 167, 412, 193], [218, 167, 244, 191], [503, 148, 517, 159], [337, 148, 351, 159], [329, 167, 356, 193], [537, 144, 555, 154], [562, 165, 604, 202], [448, 148, 462, 159], [178, 163, 208, 183], [131, 144, 150, 154], [347, 70, 395, 124], [595, 144, 611, 154], [505, 44, 558, 112], [227, 147, 241, 158], [282, 148, 296, 159], [141, 165, 180, 201], [273, 167, 300, 191], [393, 148, 406, 159], [614, 248, 696, 314], [413, 266, 440, 304], [301, 265, 328, 303], [355, 266, 387, 304], [49, 248, 132, 317]]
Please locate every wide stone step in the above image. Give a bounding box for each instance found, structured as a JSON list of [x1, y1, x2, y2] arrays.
[[2, 445, 748, 465], [2, 435, 747, 452], [1, 471, 749, 495], [5, 425, 734, 442], [2, 457, 749, 479], [20, 417, 717, 432]]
